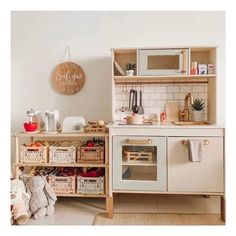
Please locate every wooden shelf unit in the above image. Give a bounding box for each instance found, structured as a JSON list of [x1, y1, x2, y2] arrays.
[[111, 46, 217, 124], [13, 132, 113, 218], [112, 47, 216, 84]]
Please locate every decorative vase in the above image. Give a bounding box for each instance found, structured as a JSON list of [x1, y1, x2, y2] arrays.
[[192, 110, 204, 121], [125, 69, 134, 76]]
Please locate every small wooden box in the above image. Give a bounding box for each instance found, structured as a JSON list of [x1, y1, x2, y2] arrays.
[[77, 146, 104, 163], [84, 124, 107, 133], [48, 175, 76, 194], [20, 146, 47, 163]]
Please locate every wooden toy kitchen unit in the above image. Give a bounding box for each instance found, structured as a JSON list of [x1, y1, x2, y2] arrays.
[[108, 46, 225, 220]]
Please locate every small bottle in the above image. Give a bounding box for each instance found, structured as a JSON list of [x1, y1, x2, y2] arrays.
[[190, 61, 198, 75], [156, 112, 161, 122], [161, 112, 167, 122]]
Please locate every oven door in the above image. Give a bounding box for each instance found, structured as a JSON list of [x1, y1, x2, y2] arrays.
[[138, 49, 188, 75], [113, 136, 167, 191]]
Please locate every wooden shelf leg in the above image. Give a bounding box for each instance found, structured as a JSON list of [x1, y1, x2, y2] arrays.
[[14, 135, 20, 179], [106, 196, 113, 219], [220, 196, 226, 222]]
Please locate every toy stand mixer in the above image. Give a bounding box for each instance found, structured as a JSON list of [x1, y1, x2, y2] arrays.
[[24, 109, 44, 133]]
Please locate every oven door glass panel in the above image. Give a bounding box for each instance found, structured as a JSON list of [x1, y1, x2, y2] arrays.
[[113, 136, 167, 191], [122, 145, 157, 181]]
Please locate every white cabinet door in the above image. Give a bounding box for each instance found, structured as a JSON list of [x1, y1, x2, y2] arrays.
[[168, 137, 224, 193], [113, 136, 167, 191]]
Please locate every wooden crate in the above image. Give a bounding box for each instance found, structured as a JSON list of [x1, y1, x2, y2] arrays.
[[20, 146, 47, 163], [84, 124, 107, 133], [49, 146, 76, 163], [77, 176, 104, 194], [77, 146, 104, 163], [124, 151, 153, 163], [48, 175, 76, 194]]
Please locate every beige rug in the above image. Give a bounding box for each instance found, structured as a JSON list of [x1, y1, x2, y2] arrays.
[[93, 213, 224, 225]]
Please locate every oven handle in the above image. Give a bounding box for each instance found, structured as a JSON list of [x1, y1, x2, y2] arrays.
[[126, 139, 152, 145]]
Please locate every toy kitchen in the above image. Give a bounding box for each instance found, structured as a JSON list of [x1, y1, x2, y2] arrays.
[[13, 46, 225, 221], [107, 47, 224, 220]]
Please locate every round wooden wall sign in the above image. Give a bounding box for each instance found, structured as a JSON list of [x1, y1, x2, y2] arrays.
[[51, 62, 85, 95]]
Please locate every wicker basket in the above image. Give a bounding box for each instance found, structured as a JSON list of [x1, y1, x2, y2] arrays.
[[20, 146, 47, 163], [77, 146, 104, 163], [48, 175, 76, 194], [49, 146, 76, 163], [77, 176, 104, 194]]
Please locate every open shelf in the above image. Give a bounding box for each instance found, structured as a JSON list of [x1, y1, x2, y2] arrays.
[[56, 193, 107, 198], [13, 132, 108, 138], [15, 163, 108, 167], [113, 74, 214, 84], [122, 161, 157, 166], [114, 74, 215, 79]]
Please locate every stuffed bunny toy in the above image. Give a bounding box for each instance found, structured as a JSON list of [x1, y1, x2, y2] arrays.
[[11, 179, 31, 225], [26, 176, 57, 220]]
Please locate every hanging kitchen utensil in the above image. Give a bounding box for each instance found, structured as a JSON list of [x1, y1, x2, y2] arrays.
[[132, 90, 139, 113], [129, 89, 134, 111], [137, 90, 144, 114]]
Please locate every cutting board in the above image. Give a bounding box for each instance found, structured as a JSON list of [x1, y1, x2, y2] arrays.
[[166, 102, 179, 121]]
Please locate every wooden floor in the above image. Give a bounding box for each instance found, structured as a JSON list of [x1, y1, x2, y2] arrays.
[[93, 213, 224, 225]]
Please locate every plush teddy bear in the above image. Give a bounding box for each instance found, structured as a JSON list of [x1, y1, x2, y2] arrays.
[[11, 179, 31, 225], [26, 175, 57, 220]]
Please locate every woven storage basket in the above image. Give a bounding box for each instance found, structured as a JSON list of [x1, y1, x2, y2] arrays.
[[77, 176, 104, 194], [49, 146, 76, 163], [20, 146, 47, 163], [48, 175, 76, 194], [77, 146, 104, 163]]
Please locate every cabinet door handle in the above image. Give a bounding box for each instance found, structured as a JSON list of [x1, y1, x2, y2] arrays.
[[126, 139, 152, 145], [181, 140, 209, 145], [181, 50, 187, 73]]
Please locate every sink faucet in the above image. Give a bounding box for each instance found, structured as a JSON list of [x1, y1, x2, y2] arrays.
[[179, 93, 193, 121]]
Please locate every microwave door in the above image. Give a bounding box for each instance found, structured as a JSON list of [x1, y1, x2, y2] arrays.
[[138, 49, 187, 75]]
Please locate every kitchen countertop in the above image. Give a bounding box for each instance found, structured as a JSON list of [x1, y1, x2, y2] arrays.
[[107, 121, 222, 129]]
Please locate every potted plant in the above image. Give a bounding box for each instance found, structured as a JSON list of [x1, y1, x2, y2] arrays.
[[191, 99, 205, 121], [125, 63, 136, 76]]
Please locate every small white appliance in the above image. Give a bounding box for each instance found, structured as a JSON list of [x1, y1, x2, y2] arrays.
[[138, 49, 189, 75], [62, 116, 86, 133], [45, 110, 60, 133]]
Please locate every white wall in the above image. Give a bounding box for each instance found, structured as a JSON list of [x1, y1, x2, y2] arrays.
[[11, 11, 225, 131]]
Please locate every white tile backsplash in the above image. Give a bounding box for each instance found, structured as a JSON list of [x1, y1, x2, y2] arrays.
[[114, 84, 208, 121], [161, 93, 174, 100], [180, 86, 192, 92], [150, 93, 161, 100], [198, 93, 208, 99], [156, 100, 166, 107], [167, 86, 179, 93], [192, 86, 205, 93], [156, 86, 168, 93], [144, 86, 156, 93], [174, 93, 186, 100]]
